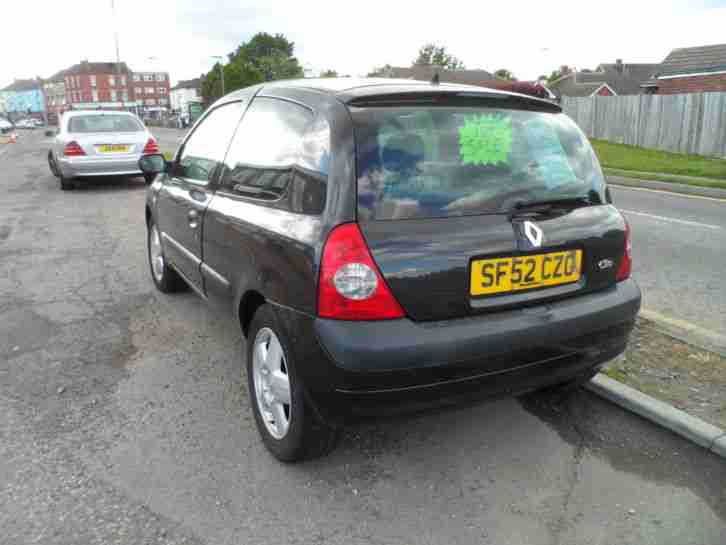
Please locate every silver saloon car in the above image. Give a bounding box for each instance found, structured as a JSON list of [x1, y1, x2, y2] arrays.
[[48, 110, 159, 190]]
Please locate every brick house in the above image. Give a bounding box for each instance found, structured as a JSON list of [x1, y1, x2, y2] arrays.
[[549, 60, 661, 99], [43, 69, 67, 125], [372, 65, 496, 87], [130, 71, 171, 114], [63, 61, 133, 109], [647, 43, 726, 95]]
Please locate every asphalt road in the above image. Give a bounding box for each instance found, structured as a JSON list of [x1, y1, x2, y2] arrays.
[[151, 126, 187, 154], [612, 186, 726, 338], [1, 131, 725, 545]]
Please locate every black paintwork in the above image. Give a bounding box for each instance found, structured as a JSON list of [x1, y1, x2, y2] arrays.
[[145, 78, 641, 419], [361, 205, 626, 321]]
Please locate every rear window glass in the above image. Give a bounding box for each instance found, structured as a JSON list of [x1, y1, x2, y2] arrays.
[[352, 107, 605, 221], [68, 115, 143, 133]]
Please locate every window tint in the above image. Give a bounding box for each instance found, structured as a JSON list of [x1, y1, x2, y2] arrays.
[[68, 114, 143, 133], [220, 97, 325, 213], [175, 102, 243, 184], [352, 107, 605, 221]]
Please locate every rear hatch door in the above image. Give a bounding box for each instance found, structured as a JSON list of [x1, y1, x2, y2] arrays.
[[67, 113, 146, 158], [350, 99, 627, 322]]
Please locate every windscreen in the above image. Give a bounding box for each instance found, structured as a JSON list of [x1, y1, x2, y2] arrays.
[[352, 107, 606, 221], [68, 115, 143, 133]]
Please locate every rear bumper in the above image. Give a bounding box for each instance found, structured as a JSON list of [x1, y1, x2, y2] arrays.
[[280, 279, 640, 420], [57, 155, 143, 177]]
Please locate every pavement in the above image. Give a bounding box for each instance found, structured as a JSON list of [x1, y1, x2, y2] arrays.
[[611, 185, 726, 348], [1, 130, 725, 545]]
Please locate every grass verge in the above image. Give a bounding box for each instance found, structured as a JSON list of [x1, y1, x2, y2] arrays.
[[604, 318, 726, 430], [604, 168, 726, 191], [591, 139, 726, 179]]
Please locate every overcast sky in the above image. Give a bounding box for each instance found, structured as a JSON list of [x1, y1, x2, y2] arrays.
[[2, 0, 726, 88]]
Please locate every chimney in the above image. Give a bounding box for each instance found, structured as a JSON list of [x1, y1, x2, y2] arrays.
[[615, 59, 623, 73]]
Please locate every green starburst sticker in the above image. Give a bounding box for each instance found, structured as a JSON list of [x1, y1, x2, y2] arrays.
[[458, 114, 513, 166]]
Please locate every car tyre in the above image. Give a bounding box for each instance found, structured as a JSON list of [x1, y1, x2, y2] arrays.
[[147, 220, 187, 293], [59, 173, 74, 191], [246, 304, 337, 462], [48, 151, 59, 177]]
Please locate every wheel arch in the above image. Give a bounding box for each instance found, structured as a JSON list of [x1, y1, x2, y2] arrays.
[[239, 290, 267, 338]]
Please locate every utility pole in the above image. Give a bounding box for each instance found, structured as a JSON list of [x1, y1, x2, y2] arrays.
[[220, 62, 225, 96], [111, 0, 122, 108]]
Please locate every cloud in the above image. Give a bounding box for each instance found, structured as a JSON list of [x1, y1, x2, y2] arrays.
[[2, 0, 725, 88]]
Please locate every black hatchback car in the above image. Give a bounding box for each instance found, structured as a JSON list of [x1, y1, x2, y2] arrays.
[[140, 78, 640, 461]]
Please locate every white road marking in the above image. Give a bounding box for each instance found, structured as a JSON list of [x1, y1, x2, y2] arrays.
[[620, 209, 722, 230], [610, 184, 726, 203]]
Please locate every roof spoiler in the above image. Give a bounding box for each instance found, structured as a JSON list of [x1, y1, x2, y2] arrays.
[[346, 89, 561, 113]]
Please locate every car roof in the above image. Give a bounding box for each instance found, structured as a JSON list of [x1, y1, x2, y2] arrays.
[[225, 77, 560, 112]]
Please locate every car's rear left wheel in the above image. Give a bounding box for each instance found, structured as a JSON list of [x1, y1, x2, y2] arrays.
[[246, 304, 337, 462], [47, 151, 59, 177]]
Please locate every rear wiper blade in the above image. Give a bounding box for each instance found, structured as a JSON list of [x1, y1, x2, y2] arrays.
[[511, 195, 592, 213]]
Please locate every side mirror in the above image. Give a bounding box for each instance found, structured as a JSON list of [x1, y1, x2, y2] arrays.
[[138, 154, 168, 175]]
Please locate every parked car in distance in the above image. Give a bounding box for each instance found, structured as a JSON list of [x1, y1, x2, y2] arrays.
[[30, 118, 45, 127], [0, 117, 14, 133], [141, 78, 641, 462], [48, 110, 160, 190], [15, 118, 35, 129]]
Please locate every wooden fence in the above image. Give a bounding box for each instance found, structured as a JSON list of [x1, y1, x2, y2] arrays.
[[561, 93, 726, 158]]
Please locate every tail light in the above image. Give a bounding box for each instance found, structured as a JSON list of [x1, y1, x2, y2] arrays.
[[318, 223, 405, 320], [63, 140, 85, 156], [143, 137, 159, 154], [616, 218, 632, 281]]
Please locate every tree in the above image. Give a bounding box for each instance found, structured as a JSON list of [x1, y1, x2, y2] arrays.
[[201, 32, 303, 102], [413, 43, 465, 70], [367, 64, 393, 77], [546, 65, 573, 83], [320, 69, 338, 78], [494, 69, 516, 81]]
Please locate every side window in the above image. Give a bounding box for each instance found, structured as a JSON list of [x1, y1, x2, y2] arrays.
[[292, 115, 330, 214], [175, 102, 243, 184], [220, 97, 325, 212]]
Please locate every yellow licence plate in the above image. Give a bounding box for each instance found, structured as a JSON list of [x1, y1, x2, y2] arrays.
[[470, 250, 583, 296], [98, 144, 129, 153]]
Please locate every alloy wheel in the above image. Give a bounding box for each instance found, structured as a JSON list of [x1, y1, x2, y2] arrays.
[[252, 327, 291, 439]]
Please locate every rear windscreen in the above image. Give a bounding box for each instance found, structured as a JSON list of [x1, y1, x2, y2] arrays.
[[352, 107, 605, 221], [68, 115, 143, 133]]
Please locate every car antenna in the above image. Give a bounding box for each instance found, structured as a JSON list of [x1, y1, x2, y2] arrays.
[[431, 72, 440, 86]]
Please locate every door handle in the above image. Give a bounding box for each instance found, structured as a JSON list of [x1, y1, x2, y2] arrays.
[[188, 209, 199, 229]]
